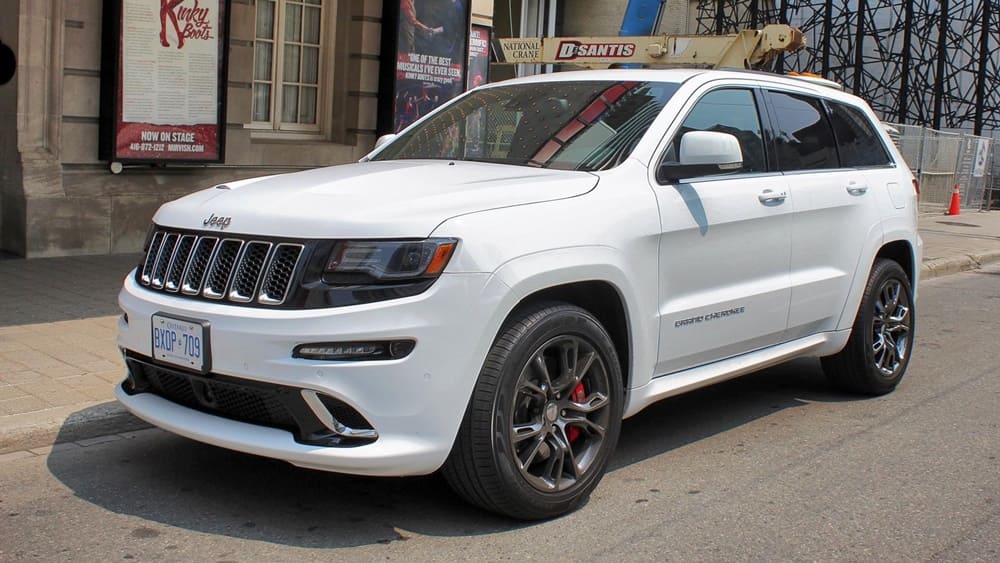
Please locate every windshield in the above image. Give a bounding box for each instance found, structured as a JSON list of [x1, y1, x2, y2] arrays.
[[372, 80, 680, 171]]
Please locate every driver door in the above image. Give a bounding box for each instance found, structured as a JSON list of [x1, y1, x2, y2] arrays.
[[651, 87, 793, 375]]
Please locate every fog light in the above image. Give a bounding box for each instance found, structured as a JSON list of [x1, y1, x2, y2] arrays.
[[293, 340, 415, 361]]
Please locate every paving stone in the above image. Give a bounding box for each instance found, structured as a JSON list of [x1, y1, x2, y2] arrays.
[[80, 360, 123, 374], [0, 339, 30, 352], [54, 373, 112, 389], [0, 370, 46, 385], [0, 450, 36, 463], [0, 385, 30, 401], [1, 349, 75, 371], [0, 356, 31, 373], [93, 369, 125, 384], [77, 386, 115, 401], [15, 380, 92, 407], [0, 396, 49, 416]]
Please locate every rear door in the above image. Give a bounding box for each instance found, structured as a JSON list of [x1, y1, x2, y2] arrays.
[[762, 90, 886, 338]]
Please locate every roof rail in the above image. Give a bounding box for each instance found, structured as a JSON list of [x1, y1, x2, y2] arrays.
[[785, 71, 844, 90]]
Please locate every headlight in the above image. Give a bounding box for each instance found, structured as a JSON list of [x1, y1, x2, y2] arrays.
[[323, 239, 457, 285]]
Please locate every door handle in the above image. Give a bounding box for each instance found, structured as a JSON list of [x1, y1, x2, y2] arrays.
[[758, 189, 787, 204], [846, 182, 869, 196]]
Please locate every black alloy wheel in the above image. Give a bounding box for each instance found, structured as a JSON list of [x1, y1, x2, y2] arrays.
[[870, 275, 912, 377], [822, 258, 915, 395], [443, 302, 623, 520], [510, 334, 614, 493]]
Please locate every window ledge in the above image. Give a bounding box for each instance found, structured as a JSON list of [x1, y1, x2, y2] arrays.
[[247, 129, 332, 144]]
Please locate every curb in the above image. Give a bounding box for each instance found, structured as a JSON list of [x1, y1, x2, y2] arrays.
[[920, 249, 1000, 280], [0, 401, 150, 455]]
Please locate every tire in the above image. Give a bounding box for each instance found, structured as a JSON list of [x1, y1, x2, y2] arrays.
[[821, 258, 915, 395], [442, 302, 624, 520]]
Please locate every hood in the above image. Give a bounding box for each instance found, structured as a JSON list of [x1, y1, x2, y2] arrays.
[[153, 160, 598, 238]]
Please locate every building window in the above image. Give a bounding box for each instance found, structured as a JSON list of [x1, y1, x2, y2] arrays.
[[253, 0, 324, 131]]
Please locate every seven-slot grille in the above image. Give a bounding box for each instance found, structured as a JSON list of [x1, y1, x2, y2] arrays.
[[140, 229, 304, 306]]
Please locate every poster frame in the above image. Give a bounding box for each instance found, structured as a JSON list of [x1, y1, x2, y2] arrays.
[[99, 0, 231, 165], [377, 0, 472, 136], [467, 23, 490, 90]]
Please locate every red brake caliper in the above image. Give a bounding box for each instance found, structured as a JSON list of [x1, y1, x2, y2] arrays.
[[566, 382, 586, 443]]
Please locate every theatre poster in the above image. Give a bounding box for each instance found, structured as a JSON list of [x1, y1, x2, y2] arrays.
[[384, 0, 472, 133], [100, 0, 230, 163]]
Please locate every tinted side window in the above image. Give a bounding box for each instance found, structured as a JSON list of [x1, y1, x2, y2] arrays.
[[661, 88, 766, 175], [768, 91, 839, 171], [827, 102, 892, 167]]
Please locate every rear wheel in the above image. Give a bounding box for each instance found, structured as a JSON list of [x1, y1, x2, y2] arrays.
[[443, 303, 623, 520], [822, 258, 915, 395]]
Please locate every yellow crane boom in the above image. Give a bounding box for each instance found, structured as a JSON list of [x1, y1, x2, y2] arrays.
[[495, 24, 806, 70]]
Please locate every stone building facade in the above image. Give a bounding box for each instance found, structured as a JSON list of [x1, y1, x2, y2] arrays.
[[2, 0, 691, 257], [0, 0, 494, 257]]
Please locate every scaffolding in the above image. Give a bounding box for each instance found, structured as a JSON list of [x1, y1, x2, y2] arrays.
[[694, 0, 1000, 135]]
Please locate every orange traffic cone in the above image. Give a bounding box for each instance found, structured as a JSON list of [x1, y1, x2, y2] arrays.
[[947, 184, 961, 215]]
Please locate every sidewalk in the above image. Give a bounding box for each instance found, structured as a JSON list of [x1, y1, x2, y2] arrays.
[[0, 254, 146, 452], [2, 211, 1000, 453]]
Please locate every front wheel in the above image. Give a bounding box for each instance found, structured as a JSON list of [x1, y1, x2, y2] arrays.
[[443, 303, 623, 520], [822, 258, 915, 395]]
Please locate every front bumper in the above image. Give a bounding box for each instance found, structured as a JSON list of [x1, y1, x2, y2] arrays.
[[116, 270, 506, 476]]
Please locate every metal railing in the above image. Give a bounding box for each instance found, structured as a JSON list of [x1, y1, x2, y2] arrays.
[[884, 123, 998, 213]]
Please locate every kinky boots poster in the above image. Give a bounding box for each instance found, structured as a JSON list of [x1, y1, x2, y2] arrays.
[[100, 0, 231, 163]]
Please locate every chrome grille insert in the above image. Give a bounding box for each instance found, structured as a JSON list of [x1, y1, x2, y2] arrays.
[[165, 235, 196, 292], [203, 239, 244, 299], [138, 229, 304, 307], [259, 244, 304, 305], [141, 232, 165, 285], [150, 233, 179, 289], [181, 236, 218, 295], [229, 241, 272, 302]]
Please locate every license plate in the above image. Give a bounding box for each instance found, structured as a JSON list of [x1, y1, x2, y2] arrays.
[[151, 313, 210, 373]]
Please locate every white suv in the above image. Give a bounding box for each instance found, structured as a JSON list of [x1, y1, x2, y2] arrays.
[[116, 69, 921, 519]]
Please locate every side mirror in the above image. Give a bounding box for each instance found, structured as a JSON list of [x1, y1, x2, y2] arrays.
[[658, 131, 743, 183], [374, 133, 398, 150], [359, 133, 399, 162]]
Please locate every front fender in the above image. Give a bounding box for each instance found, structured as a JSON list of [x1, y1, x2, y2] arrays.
[[489, 246, 660, 392]]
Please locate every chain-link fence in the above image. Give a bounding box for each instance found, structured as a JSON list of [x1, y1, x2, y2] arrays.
[[981, 137, 1000, 211], [885, 123, 998, 213]]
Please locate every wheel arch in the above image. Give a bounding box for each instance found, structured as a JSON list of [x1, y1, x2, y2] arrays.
[[837, 237, 918, 332], [506, 281, 632, 393], [875, 239, 916, 285], [486, 246, 659, 398]]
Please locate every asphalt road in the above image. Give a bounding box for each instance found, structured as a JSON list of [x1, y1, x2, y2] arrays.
[[1, 265, 998, 561]]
